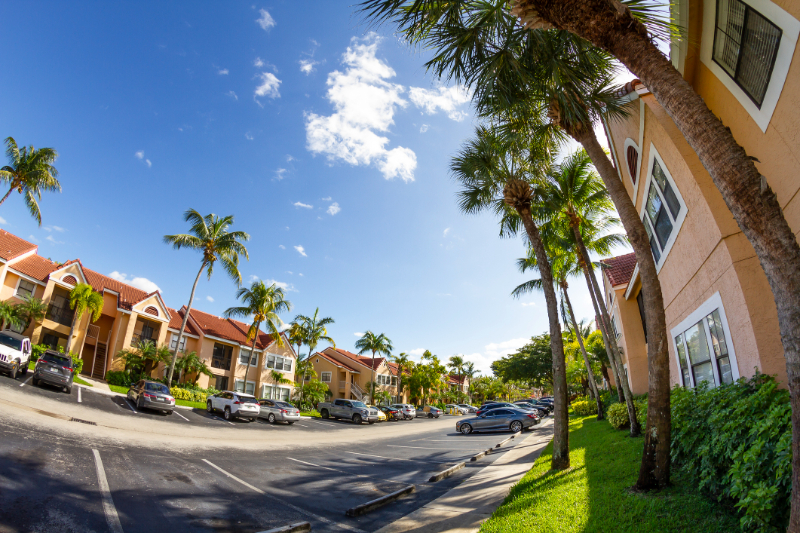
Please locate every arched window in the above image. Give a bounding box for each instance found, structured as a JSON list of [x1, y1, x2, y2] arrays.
[[144, 306, 158, 317], [62, 275, 78, 285], [626, 145, 639, 184]]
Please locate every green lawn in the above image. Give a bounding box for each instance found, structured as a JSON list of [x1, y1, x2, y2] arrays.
[[300, 410, 320, 417], [480, 415, 740, 533]]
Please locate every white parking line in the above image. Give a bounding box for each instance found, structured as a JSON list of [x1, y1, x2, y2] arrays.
[[214, 415, 235, 426], [77, 388, 82, 403], [19, 376, 32, 387], [287, 457, 343, 473], [173, 411, 188, 421], [345, 451, 415, 462], [125, 400, 138, 414], [201, 459, 366, 533], [93, 449, 124, 533], [387, 444, 452, 450]]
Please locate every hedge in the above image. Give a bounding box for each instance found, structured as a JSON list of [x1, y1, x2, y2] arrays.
[[606, 398, 647, 430], [170, 387, 207, 403], [572, 398, 598, 416]]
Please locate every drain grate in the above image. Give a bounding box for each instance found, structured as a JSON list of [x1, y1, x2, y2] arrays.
[[69, 417, 97, 426]]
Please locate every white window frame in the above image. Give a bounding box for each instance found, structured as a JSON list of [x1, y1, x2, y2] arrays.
[[261, 384, 291, 401], [700, 0, 800, 132], [670, 291, 740, 388], [234, 379, 256, 395], [169, 333, 187, 352], [265, 353, 292, 372], [14, 277, 36, 300], [320, 371, 332, 383], [622, 138, 642, 191], [238, 348, 258, 366], [639, 144, 688, 272]]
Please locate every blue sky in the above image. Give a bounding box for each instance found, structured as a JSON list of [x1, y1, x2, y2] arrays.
[[0, 2, 628, 374]]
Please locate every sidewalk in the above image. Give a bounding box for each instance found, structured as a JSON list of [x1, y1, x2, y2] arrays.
[[376, 418, 554, 533], [76, 374, 113, 393]]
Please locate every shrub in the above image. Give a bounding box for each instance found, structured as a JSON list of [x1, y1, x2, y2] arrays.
[[572, 399, 598, 416], [105, 370, 140, 387], [31, 344, 48, 362], [671, 374, 790, 533], [170, 387, 207, 403], [607, 402, 630, 429], [70, 353, 83, 375]]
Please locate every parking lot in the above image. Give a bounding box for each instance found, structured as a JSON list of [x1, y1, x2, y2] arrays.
[[0, 372, 546, 533]]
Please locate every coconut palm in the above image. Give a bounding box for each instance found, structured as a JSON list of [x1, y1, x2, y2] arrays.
[[286, 321, 306, 361], [0, 137, 61, 225], [451, 124, 570, 469], [295, 308, 335, 386], [223, 281, 291, 395], [462, 361, 478, 403], [163, 209, 250, 384], [65, 283, 103, 354], [0, 301, 22, 332], [355, 331, 393, 403], [447, 355, 464, 383], [15, 296, 47, 331], [175, 351, 214, 384], [270, 369, 294, 394], [390, 352, 413, 402]]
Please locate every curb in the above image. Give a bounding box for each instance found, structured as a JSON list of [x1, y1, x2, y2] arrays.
[[345, 485, 415, 517], [470, 448, 491, 462], [496, 431, 521, 448], [428, 462, 465, 482], [254, 522, 311, 533]]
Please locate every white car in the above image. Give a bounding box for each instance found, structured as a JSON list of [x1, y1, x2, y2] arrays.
[[0, 331, 32, 380], [206, 391, 261, 422], [445, 404, 470, 414]]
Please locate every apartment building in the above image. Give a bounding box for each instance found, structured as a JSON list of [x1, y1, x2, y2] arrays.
[[309, 347, 408, 403], [0, 230, 296, 398], [600, 0, 799, 393]]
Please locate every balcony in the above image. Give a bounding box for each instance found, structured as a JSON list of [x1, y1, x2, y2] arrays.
[[130, 333, 157, 347], [46, 305, 74, 327]]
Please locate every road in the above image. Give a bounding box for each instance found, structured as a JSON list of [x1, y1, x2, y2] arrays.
[[0, 373, 542, 533]]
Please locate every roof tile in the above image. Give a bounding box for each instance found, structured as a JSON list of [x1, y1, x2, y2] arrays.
[[0, 230, 37, 261], [601, 253, 637, 287], [313, 351, 361, 373], [8, 254, 58, 282]]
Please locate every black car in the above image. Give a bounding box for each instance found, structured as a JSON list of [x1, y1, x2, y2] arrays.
[[127, 380, 175, 414], [379, 405, 403, 421], [32, 350, 74, 393], [514, 401, 549, 417]]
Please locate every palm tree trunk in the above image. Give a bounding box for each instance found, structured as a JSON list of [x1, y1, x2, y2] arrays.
[[166, 261, 206, 385], [562, 283, 604, 419], [370, 349, 376, 403], [575, 127, 670, 490], [518, 207, 569, 469], [0, 184, 17, 207], [243, 320, 260, 396]]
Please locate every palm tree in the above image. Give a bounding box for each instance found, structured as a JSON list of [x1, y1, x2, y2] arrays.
[[448, 355, 465, 400], [462, 361, 478, 403], [163, 209, 250, 384], [355, 331, 393, 403], [294, 308, 335, 388], [390, 352, 413, 402], [65, 283, 103, 354], [175, 351, 214, 384], [223, 281, 291, 395], [286, 321, 306, 361], [0, 137, 61, 225], [451, 124, 570, 469], [270, 369, 294, 398], [0, 301, 21, 331], [15, 296, 47, 331]]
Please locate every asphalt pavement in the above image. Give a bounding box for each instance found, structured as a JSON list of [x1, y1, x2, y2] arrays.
[[0, 371, 544, 533]]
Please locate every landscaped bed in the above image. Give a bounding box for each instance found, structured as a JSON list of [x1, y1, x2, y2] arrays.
[[480, 415, 739, 533]]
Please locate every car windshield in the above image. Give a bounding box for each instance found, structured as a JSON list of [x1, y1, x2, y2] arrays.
[[351, 401, 368, 408], [145, 383, 170, 394], [41, 353, 70, 366], [275, 401, 293, 408], [239, 397, 259, 404], [0, 334, 22, 351]]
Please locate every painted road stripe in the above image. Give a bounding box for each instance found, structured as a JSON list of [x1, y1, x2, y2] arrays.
[[288, 457, 346, 474], [125, 400, 138, 414], [387, 444, 454, 450], [215, 415, 235, 426], [202, 459, 366, 533], [77, 388, 82, 403], [173, 411, 188, 421], [93, 449, 124, 533], [19, 376, 32, 387], [345, 451, 415, 462]]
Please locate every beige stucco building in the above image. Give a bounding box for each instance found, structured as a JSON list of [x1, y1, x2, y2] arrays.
[[309, 347, 409, 403], [600, 0, 799, 393]]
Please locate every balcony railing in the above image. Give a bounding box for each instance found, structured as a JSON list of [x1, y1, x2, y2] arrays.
[[46, 305, 74, 327]]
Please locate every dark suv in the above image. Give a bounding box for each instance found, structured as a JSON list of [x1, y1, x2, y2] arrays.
[[32, 350, 74, 393]]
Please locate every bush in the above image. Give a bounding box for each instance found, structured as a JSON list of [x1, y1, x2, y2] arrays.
[[671, 374, 790, 533], [105, 370, 140, 387], [31, 344, 48, 362], [607, 402, 630, 429], [572, 398, 598, 416], [70, 353, 83, 375], [170, 387, 207, 403]]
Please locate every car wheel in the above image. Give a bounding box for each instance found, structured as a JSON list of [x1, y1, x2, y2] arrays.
[[428, 413, 433, 419], [510, 421, 523, 433], [268, 413, 276, 424], [460, 423, 473, 435], [206, 401, 213, 413], [353, 414, 362, 425], [287, 421, 295, 425], [320, 409, 329, 419], [19, 364, 28, 376], [224, 407, 232, 420], [65, 386, 72, 394], [8, 362, 17, 380], [166, 410, 173, 416]]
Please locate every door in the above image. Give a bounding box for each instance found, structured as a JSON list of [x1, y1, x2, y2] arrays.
[[491, 409, 514, 431], [475, 411, 495, 430]]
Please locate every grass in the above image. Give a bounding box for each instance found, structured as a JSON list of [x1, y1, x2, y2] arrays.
[[480, 415, 740, 533], [300, 410, 320, 417], [108, 385, 129, 395]]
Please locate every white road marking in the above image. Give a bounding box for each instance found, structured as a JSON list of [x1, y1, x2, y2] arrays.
[[173, 411, 188, 421], [387, 444, 453, 450], [125, 400, 138, 414], [202, 459, 366, 533], [93, 449, 124, 533], [287, 457, 342, 473], [77, 387, 82, 403], [345, 451, 415, 462], [295, 423, 308, 427], [19, 376, 32, 387], [214, 415, 235, 426]]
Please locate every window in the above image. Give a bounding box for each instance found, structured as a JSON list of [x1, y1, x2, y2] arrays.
[[321, 371, 332, 383], [672, 293, 738, 388], [713, 0, 782, 107], [16, 279, 35, 299], [211, 343, 233, 371], [261, 384, 290, 401], [626, 145, 639, 184], [636, 291, 648, 344], [610, 313, 621, 339], [642, 153, 685, 266], [235, 379, 256, 395], [141, 323, 154, 342], [42, 333, 60, 350], [214, 375, 229, 391], [238, 348, 257, 366], [391, 376, 397, 386], [170, 335, 187, 351], [376, 375, 391, 385], [265, 353, 292, 372], [9, 321, 25, 334]]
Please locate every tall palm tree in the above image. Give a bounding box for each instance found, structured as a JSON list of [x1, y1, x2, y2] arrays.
[[452, 124, 570, 469], [223, 281, 291, 395], [163, 209, 250, 384], [0, 137, 61, 225], [390, 352, 413, 403], [65, 283, 103, 354], [355, 331, 393, 403], [295, 308, 335, 385], [462, 361, 478, 403], [15, 296, 47, 331], [286, 321, 306, 362], [448, 355, 465, 400]]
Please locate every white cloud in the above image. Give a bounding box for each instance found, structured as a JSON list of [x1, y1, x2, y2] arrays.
[[274, 168, 287, 180], [254, 57, 264, 68], [321, 196, 332, 201], [44, 225, 65, 232], [420, 124, 429, 133], [286, 271, 293, 275], [278, 245, 286, 250], [408, 85, 471, 121], [327, 202, 341, 215], [256, 9, 275, 30], [294, 245, 307, 257], [245, 132, 254, 140], [264, 278, 296, 292], [227, 90, 238, 100], [299, 273, 304, 277], [443, 227, 450, 237], [521, 302, 537, 307], [218, 68, 229, 75], [135, 150, 144, 159], [294, 202, 313, 209], [0, 216, 6, 224], [108, 271, 161, 293], [354, 332, 365, 337], [45, 235, 63, 245], [206, 296, 214, 302], [248, 274, 260, 283], [484, 338, 528, 359], [304, 33, 417, 182], [255, 72, 281, 101], [279, 322, 292, 332], [408, 348, 426, 356], [28, 235, 39, 243], [299, 59, 318, 75], [286, 154, 296, 162], [145, 159, 152, 168]]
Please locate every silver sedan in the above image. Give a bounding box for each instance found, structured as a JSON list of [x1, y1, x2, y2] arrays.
[[258, 399, 300, 424], [455, 408, 538, 435], [415, 405, 443, 418]]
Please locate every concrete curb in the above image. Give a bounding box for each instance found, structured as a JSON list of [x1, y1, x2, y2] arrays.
[[470, 449, 491, 462], [345, 485, 415, 517], [428, 462, 465, 482], [495, 431, 521, 448], [254, 522, 311, 533]]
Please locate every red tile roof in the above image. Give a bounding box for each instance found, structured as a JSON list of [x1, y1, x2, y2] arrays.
[[448, 374, 466, 384], [167, 308, 199, 336], [601, 253, 637, 287], [327, 347, 386, 371], [9, 254, 59, 281], [186, 307, 277, 350], [386, 361, 410, 376], [0, 230, 37, 262], [313, 351, 361, 373], [82, 264, 151, 311]]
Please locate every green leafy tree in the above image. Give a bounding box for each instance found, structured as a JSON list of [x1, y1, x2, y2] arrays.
[[390, 352, 413, 401], [0, 301, 22, 331], [294, 379, 329, 409], [164, 209, 249, 384], [175, 351, 214, 384], [270, 369, 293, 392], [0, 137, 61, 224], [492, 334, 553, 390], [65, 283, 103, 353], [294, 308, 335, 401], [355, 331, 393, 403], [15, 295, 47, 331]]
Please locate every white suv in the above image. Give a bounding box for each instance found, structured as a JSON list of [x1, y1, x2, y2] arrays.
[[0, 331, 32, 380], [206, 391, 261, 422]]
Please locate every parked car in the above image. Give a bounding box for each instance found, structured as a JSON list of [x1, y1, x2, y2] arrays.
[[0, 331, 32, 380], [477, 402, 521, 415], [318, 399, 380, 424], [378, 405, 403, 421], [444, 404, 469, 414], [32, 349, 73, 393], [514, 401, 548, 417], [416, 405, 443, 418], [258, 399, 300, 424], [456, 408, 539, 435], [366, 405, 387, 422], [206, 391, 260, 421], [127, 380, 175, 415], [390, 403, 416, 420], [457, 404, 478, 413]]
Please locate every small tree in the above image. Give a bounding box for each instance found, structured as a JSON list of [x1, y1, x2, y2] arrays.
[[0, 301, 22, 331], [175, 351, 213, 384], [65, 283, 103, 353], [15, 296, 47, 331]]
